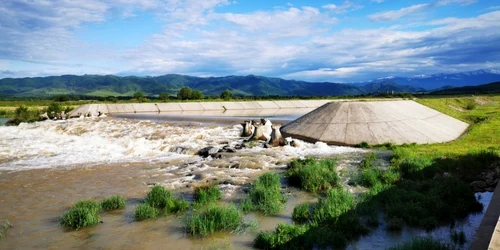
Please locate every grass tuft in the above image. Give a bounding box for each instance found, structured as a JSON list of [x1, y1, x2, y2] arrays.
[[287, 158, 340, 193], [194, 184, 221, 206], [254, 224, 308, 249], [134, 203, 159, 221], [185, 205, 244, 237], [241, 172, 286, 215], [292, 203, 312, 223], [0, 219, 13, 240], [60, 199, 101, 229], [101, 195, 126, 211], [145, 185, 188, 214]]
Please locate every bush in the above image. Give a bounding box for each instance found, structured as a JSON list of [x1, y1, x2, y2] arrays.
[[292, 203, 312, 223], [359, 153, 376, 169], [287, 158, 339, 193], [60, 199, 101, 229], [254, 224, 308, 249], [388, 237, 454, 250], [241, 172, 286, 215], [135, 204, 159, 221], [194, 184, 221, 206], [356, 141, 371, 148], [185, 205, 243, 237], [145, 185, 188, 214], [101, 195, 126, 211], [5, 105, 40, 126], [311, 188, 355, 224]]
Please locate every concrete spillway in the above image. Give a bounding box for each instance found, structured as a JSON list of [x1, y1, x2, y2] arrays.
[[69, 100, 333, 116], [281, 100, 469, 145]]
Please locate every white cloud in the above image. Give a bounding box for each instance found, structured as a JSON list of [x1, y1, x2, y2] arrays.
[[322, 1, 363, 14], [369, 4, 431, 22]]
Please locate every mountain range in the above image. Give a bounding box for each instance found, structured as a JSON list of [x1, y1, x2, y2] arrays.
[[0, 69, 499, 98]]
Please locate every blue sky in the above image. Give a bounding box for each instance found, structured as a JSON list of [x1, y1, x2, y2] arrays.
[[0, 0, 499, 82]]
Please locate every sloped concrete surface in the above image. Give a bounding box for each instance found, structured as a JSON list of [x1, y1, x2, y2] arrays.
[[281, 100, 469, 145]]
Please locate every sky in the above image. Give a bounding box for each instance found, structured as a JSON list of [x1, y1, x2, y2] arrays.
[[0, 0, 500, 82]]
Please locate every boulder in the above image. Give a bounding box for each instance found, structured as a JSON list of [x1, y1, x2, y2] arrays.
[[170, 146, 192, 155], [241, 120, 254, 137], [197, 146, 219, 157], [268, 124, 287, 147], [471, 180, 487, 192], [247, 124, 268, 141]]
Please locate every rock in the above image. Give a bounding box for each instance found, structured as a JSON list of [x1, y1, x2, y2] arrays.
[[290, 140, 301, 148], [220, 145, 236, 153], [170, 146, 191, 154], [261, 118, 273, 140], [241, 121, 254, 137], [247, 124, 268, 141], [197, 146, 219, 157], [229, 163, 240, 169], [234, 144, 243, 150], [486, 178, 498, 187], [269, 124, 287, 147], [471, 181, 487, 192]]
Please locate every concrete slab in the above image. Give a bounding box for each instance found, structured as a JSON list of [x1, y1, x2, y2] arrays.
[[106, 104, 135, 113], [221, 102, 245, 110], [256, 101, 280, 109], [132, 103, 159, 113], [281, 100, 469, 146], [289, 100, 309, 108], [238, 102, 262, 110], [200, 102, 225, 111], [179, 103, 205, 111], [157, 103, 183, 112], [470, 179, 500, 250], [275, 101, 297, 109]]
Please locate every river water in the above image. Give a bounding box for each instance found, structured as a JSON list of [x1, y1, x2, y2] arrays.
[[0, 112, 492, 249]]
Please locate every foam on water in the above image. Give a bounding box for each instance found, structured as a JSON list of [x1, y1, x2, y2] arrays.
[[0, 117, 362, 171]]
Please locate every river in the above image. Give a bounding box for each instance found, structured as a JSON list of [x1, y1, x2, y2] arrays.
[[0, 113, 491, 249]]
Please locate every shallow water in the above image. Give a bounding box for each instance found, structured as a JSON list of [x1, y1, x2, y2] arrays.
[[0, 116, 491, 249], [0, 118, 7, 126]]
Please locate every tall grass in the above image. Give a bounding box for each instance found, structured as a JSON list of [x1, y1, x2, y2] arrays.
[[241, 172, 286, 215], [101, 195, 126, 211], [60, 199, 101, 229], [0, 220, 13, 240], [193, 184, 221, 206], [254, 224, 308, 249], [185, 205, 244, 237], [134, 204, 159, 221], [287, 158, 340, 193], [145, 185, 188, 214]]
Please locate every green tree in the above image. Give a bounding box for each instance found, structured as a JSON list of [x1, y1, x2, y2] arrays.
[[133, 91, 145, 102], [191, 90, 204, 100], [53, 94, 69, 102], [220, 89, 233, 100], [159, 92, 169, 102], [107, 96, 118, 102], [177, 87, 192, 100], [47, 102, 62, 115]]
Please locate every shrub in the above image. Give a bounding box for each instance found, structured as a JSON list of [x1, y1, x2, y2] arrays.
[[359, 153, 376, 169], [101, 195, 126, 211], [451, 230, 466, 245], [356, 141, 371, 148], [253, 224, 308, 249], [241, 172, 286, 215], [388, 237, 454, 250], [185, 205, 243, 237], [194, 184, 221, 206], [311, 188, 355, 224], [145, 185, 188, 214], [287, 158, 339, 193], [292, 203, 312, 223], [60, 199, 101, 229], [135, 204, 159, 221]]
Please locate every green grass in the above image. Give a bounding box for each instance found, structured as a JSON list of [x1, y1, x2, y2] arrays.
[[241, 172, 286, 215], [254, 224, 309, 249], [134, 204, 159, 221], [145, 185, 188, 214], [60, 199, 101, 229], [194, 184, 221, 206], [0, 220, 12, 240], [185, 205, 244, 237], [101, 195, 126, 211], [287, 158, 340, 193], [387, 237, 454, 250], [292, 203, 311, 223]]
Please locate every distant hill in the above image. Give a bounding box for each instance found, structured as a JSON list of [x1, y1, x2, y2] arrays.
[[1, 69, 497, 98], [0, 74, 416, 98], [430, 81, 500, 95], [355, 69, 500, 90]]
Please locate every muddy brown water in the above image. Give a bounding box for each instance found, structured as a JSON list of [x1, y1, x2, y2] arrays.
[[0, 162, 318, 249], [0, 114, 493, 249]]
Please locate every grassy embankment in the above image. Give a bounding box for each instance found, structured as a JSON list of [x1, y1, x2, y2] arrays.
[[253, 95, 500, 249]]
